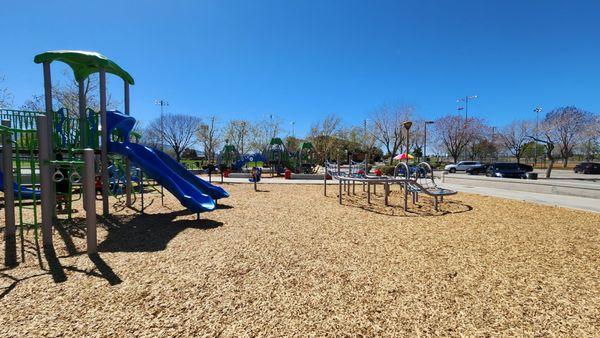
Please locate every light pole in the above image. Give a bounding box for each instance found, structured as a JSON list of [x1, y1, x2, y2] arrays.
[[154, 99, 168, 206], [457, 95, 478, 120], [291, 121, 295, 137], [424, 120, 434, 159], [534, 107, 542, 168], [403, 121, 413, 165]]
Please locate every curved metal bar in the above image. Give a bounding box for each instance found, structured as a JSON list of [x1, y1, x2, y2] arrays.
[[393, 161, 410, 179]]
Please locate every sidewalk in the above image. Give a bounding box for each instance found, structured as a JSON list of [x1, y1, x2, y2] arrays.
[[439, 183, 600, 213]]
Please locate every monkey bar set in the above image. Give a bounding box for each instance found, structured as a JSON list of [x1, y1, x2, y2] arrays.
[[324, 158, 457, 212]]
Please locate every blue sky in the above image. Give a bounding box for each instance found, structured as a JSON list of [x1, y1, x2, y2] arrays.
[[1, 0, 599, 136]]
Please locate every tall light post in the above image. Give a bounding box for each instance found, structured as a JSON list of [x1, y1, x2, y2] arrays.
[[154, 99, 168, 206], [534, 107, 542, 168], [291, 121, 295, 137], [403, 121, 413, 165], [424, 120, 434, 159], [363, 118, 371, 164], [154, 100, 169, 151], [457, 95, 478, 120]]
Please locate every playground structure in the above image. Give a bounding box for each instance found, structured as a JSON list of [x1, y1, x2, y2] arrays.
[[266, 138, 316, 175], [216, 138, 316, 176], [324, 157, 457, 211], [2, 50, 228, 267]]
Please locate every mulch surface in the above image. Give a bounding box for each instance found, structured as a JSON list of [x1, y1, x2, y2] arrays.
[[1, 183, 599, 336]]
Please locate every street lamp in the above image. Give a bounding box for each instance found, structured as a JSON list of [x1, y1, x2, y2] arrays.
[[533, 107, 542, 168], [424, 120, 434, 159], [403, 121, 413, 164], [457, 95, 478, 120], [290, 121, 295, 137], [154, 99, 168, 206], [154, 99, 169, 151]]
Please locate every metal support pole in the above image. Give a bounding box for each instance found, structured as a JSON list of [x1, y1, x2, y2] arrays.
[[78, 79, 87, 148], [367, 182, 371, 204], [403, 181, 408, 211], [37, 115, 54, 250], [352, 180, 355, 195], [384, 182, 389, 206], [338, 178, 342, 205], [99, 68, 109, 216], [83, 149, 97, 254], [139, 168, 144, 214], [2, 120, 17, 266], [42, 62, 56, 214], [337, 156, 341, 204], [124, 82, 132, 207], [323, 163, 327, 196]]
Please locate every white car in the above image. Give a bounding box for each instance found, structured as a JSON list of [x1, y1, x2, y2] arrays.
[[444, 161, 482, 173]]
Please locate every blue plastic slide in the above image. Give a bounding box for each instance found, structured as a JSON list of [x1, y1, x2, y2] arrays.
[[154, 150, 229, 200], [109, 142, 216, 213], [0, 169, 41, 199], [106, 110, 227, 213]]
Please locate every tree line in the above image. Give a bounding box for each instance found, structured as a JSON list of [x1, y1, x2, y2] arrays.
[[1, 74, 599, 177]]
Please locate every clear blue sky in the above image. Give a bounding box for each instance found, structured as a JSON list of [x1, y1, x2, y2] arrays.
[[1, 0, 599, 135]]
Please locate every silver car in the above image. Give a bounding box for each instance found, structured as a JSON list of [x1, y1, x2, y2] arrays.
[[444, 161, 482, 173]]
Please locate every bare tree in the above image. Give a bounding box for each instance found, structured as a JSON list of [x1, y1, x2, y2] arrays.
[[370, 104, 413, 164], [434, 114, 484, 163], [225, 119, 251, 154], [249, 115, 283, 152], [545, 106, 593, 167], [0, 75, 13, 108], [579, 114, 600, 161], [499, 120, 532, 163], [197, 115, 221, 162], [21, 71, 118, 114], [528, 127, 556, 178], [147, 113, 200, 162], [307, 114, 342, 163]]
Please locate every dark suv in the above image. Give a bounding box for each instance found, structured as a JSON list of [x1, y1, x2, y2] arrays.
[[574, 162, 600, 174], [486, 163, 527, 179]]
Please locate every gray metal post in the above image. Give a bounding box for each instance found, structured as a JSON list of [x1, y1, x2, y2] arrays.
[[139, 168, 144, 214], [404, 181, 408, 211], [42, 62, 56, 213], [2, 120, 17, 266], [323, 163, 327, 196], [337, 156, 341, 204], [99, 68, 109, 216], [78, 78, 86, 148], [367, 182, 371, 204], [83, 149, 97, 254], [124, 82, 132, 207], [384, 182, 389, 206], [37, 115, 54, 249]]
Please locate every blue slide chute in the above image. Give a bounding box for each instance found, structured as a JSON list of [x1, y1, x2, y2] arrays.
[[106, 111, 228, 213], [0, 169, 41, 199]]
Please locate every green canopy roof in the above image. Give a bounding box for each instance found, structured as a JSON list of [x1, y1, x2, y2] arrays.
[[34, 50, 134, 85], [269, 137, 283, 145], [299, 142, 313, 150]]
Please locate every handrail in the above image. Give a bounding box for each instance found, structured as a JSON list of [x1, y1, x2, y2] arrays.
[[393, 161, 410, 179]]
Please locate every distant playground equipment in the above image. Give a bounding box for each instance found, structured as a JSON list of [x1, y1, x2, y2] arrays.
[[324, 155, 457, 212], [2, 50, 228, 267], [216, 138, 316, 178], [266, 138, 316, 176]]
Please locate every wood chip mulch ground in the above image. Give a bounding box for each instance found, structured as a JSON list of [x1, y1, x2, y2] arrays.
[[1, 183, 599, 336]]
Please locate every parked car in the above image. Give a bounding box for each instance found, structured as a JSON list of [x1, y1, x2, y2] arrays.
[[444, 161, 482, 173], [574, 162, 600, 174], [517, 163, 534, 172], [466, 164, 489, 175], [486, 163, 527, 179]]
